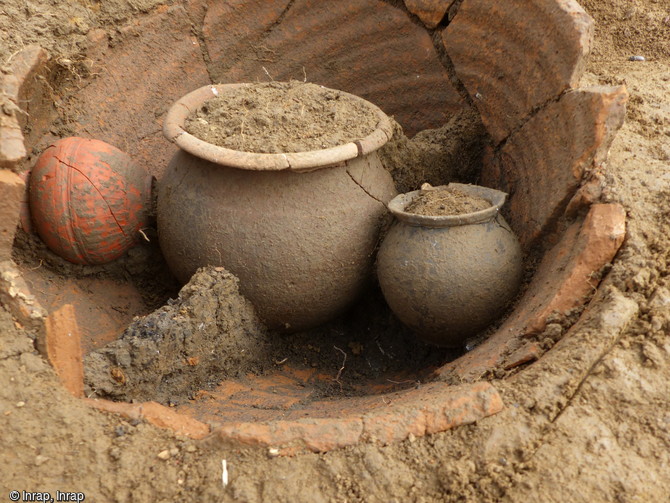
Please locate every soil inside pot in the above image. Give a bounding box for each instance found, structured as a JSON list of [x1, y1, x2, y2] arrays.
[[404, 186, 491, 216], [183, 81, 379, 153]]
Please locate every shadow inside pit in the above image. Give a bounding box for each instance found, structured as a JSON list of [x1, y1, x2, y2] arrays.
[[78, 263, 463, 407]]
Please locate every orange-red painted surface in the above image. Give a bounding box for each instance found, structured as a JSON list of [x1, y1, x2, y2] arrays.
[[29, 137, 151, 265]]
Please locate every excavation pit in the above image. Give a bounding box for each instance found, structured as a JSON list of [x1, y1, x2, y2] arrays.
[[0, 0, 629, 454]]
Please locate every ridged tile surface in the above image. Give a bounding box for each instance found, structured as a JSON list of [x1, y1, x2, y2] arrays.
[[483, 86, 628, 249], [205, 0, 465, 135], [444, 0, 593, 143]]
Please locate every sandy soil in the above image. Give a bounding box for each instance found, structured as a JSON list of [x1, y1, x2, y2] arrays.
[[1, 0, 669, 502], [184, 82, 379, 153], [404, 186, 491, 216]]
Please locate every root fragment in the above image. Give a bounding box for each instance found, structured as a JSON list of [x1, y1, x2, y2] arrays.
[[333, 345, 347, 390]]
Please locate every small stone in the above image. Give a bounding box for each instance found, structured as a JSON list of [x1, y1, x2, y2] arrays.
[[35, 455, 49, 466], [169, 447, 180, 456], [544, 323, 564, 342], [348, 341, 363, 356], [407, 433, 416, 443], [649, 287, 670, 311], [268, 447, 280, 458], [628, 55, 646, 62], [185, 445, 197, 453], [110, 367, 127, 385], [157, 449, 171, 460], [642, 342, 664, 368], [650, 316, 665, 332], [15, 401, 25, 408], [20, 352, 46, 373]]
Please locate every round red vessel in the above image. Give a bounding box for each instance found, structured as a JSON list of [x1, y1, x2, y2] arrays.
[[29, 137, 152, 265]]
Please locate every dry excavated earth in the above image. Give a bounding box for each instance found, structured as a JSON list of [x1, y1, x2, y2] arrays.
[[1, 0, 669, 502]]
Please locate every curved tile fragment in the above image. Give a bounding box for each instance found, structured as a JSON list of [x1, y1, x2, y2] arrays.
[[206, 0, 465, 135], [439, 203, 627, 382], [443, 0, 593, 143], [0, 45, 48, 168], [483, 85, 628, 249]]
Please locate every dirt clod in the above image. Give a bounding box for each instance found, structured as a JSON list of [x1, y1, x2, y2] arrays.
[[84, 267, 271, 404], [378, 108, 488, 193]]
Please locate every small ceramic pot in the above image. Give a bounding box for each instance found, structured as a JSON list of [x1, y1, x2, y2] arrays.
[[376, 183, 523, 347], [159, 84, 397, 332]]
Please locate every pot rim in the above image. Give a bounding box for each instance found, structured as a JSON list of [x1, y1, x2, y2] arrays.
[[163, 83, 393, 172], [387, 183, 508, 228]]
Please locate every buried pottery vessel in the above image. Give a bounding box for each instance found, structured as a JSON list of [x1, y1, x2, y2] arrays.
[[29, 137, 152, 265], [158, 83, 397, 332], [377, 183, 523, 347]]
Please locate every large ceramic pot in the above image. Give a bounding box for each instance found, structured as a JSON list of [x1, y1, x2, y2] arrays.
[[159, 84, 397, 332], [377, 183, 523, 347]]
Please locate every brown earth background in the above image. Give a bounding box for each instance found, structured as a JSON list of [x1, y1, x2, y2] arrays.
[[1, 0, 670, 502]]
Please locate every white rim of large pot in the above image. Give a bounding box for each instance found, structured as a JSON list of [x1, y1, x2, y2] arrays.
[[163, 83, 394, 172], [387, 183, 508, 228]]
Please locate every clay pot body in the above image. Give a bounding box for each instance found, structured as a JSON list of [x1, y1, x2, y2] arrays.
[[377, 184, 523, 347], [159, 84, 397, 332]]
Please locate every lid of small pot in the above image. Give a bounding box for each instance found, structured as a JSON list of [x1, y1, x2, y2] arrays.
[[163, 84, 393, 172]]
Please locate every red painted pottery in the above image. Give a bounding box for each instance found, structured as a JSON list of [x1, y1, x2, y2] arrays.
[[29, 137, 152, 265]]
